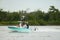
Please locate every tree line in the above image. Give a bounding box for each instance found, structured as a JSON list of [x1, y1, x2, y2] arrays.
[[0, 6, 60, 25]]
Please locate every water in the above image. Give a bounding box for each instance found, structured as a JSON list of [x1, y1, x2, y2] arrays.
[[0, 26, 60, 40]]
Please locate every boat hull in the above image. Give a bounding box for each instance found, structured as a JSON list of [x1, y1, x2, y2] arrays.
[[8, 27, 31, 32]]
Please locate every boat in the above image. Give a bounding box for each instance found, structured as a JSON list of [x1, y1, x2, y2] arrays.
[[8, 26, 31, 32], [8, 16, 31, 32]]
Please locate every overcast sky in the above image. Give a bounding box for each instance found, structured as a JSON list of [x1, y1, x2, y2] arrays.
[[0, 0, 60, 12]]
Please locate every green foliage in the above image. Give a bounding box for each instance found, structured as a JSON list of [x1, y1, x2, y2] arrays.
[[0, 21, 19, 25], [0, 6, 60, 25]]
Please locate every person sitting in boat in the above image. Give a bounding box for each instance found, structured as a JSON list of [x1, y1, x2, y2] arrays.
[[21, 21, 29, 29], [17, 21, 22, 28], [21, 21, 26, 27], [18, 21, 29, 29], [17, 22, 29, 29], [18, 21, 26, 28]]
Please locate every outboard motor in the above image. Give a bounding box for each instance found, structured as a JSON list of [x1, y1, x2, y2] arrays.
[[26, 24, 29, 29]]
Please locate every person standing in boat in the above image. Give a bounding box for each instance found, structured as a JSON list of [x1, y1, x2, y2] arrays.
[[19, 16, 26, 27], [21, 16, 25, 27], [17, 16, 25, 28]]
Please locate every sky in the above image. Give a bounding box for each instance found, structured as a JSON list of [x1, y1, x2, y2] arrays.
[[0, 0, 60, 12]]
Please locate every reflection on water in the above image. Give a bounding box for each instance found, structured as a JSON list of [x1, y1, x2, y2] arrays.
[[0, 26, 60, 40]]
